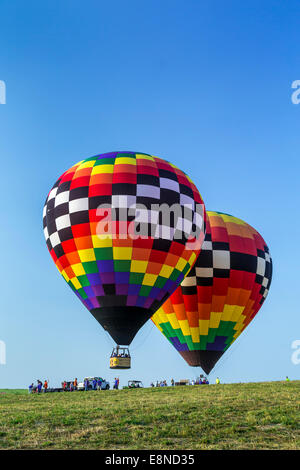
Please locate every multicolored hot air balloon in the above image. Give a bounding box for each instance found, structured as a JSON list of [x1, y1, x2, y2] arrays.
[[43, 152, 206, 367], [152, 211, 272, 374]]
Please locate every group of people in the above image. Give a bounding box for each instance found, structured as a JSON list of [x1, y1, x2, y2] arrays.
[[83, 377, 119, 390], [111, 352, 129, 358], [62, 378, 78, 391], [28, 375, 224, 394], [83, 377, 103, 390], [194, 377, 210, 385], [28, 379, 48, 393], [149, 377, 215, 387], [150, 380, 169, 387]]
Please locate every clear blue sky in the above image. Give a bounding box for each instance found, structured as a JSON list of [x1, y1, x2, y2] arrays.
[[0, 0, 299, 388]]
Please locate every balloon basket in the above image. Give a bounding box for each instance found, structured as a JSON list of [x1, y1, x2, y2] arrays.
[[110, 346, 131, 369]]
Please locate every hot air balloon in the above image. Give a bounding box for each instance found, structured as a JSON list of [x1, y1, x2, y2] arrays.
[[43, 152, 206, 368], [152, 211, 272, 374]]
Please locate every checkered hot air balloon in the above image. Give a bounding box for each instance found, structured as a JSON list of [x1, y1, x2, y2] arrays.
[[43, 152, 206, 348], [152, 211, 272, 374]]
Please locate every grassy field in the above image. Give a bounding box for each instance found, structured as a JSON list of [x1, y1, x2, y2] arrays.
[[0, 381, 299, 450]]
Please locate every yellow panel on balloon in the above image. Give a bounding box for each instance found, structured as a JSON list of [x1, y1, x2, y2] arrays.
[[92, 234, 113, 248], [113, 247, 133, 260], [78, 249, 96, 263], [222, 304, 245, 322], [190, 327, 200, 343], [209, 311, 222, 329], [71, 278, 82, 290], [178, 319, 191, 336], [91, 164, 114, 175], [167, 312, 181, 330], [115, 157, 136, 165], [72, 263, 85, 277], [199, 320, 209, 336]]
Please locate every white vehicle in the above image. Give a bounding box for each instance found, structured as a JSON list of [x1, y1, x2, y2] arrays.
[[77, 377, 110, 391]]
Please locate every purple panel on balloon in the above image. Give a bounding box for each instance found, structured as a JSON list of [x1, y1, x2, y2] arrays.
[[97, 152, 118, 158], [89, 297, 100, 309], [206, 336, 227, 351], [157, 289, 167, 301], [83, 286, 96, 298], [128, 284, 141, 295], [87, 273, 101, 286], [170, 337, 189, 352], [149, 287, 161, 299], [97, 260, 114, 273], [144, 297, 153, 309], [100, 272, 115, 284], [82, 298, 93, 310], [116, 284, 129, 295], [136, 296, 147, 308], [115, 272, 130, 284], [126, 295, 138, 306], [164, 279, 175, 292], [92, 284, 105, 296]]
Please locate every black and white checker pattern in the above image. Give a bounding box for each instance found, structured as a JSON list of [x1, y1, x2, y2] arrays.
[[180, 232, 273, 298], [43, 160, 205, 258], [256, 246, 272, 303]]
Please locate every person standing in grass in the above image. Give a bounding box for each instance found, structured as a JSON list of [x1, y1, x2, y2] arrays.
[[37, 381, 42, 393], [171, 378, 175, 387], [113, 377, 119, 390], [74, 378, 78, 390], [216, 377, 220, 384], [92, 378, 97, 390], [43, 379, 48, 392], [84, 378, 89, 391], [286, 376, 290, 382], [28, 383, 34, 394], [97, 378, 102, 390]]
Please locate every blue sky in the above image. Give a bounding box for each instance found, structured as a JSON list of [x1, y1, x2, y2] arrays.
[[0, 0, 299, 389]]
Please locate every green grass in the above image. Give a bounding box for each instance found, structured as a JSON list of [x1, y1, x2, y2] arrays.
[[0, 381, 299, 449]]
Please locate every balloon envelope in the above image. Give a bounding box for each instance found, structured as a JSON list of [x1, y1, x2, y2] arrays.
[[43, 152, 206, 345], [152, 211, 272, 373]]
